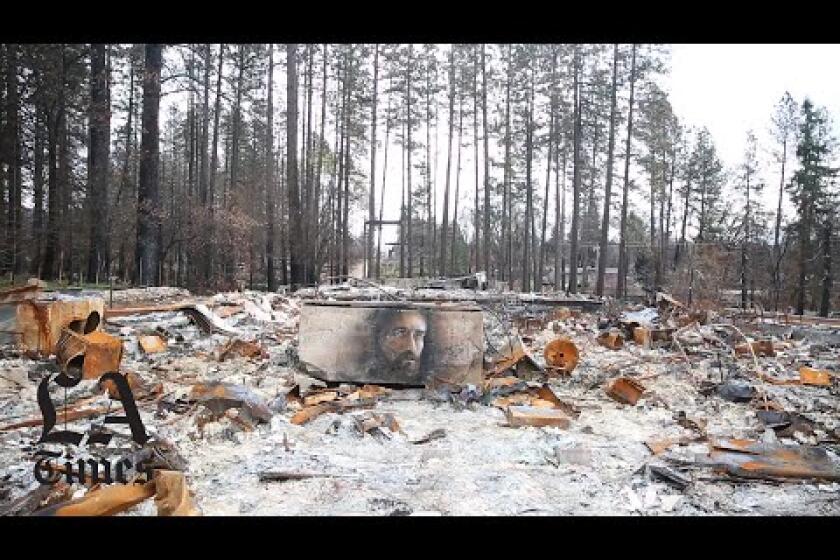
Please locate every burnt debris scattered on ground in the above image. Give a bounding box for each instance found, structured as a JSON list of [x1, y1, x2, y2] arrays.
[[0, 279, 838, 516]]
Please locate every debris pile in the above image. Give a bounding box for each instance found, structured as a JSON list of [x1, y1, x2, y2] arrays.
[[1, 282, 838, 516]]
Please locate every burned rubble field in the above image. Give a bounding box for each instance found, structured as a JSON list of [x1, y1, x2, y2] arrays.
[[1, 285, 839, 516]]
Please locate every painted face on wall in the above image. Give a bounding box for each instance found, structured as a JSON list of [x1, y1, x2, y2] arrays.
[[377, 310, 427, 375]]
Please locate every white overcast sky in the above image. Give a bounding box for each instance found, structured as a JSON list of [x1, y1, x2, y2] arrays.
[[667, 44, 840, 214]]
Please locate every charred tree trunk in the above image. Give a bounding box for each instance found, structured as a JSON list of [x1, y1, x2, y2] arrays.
[[286, 44, 303, 289], [206, 44, 224, 284], [568, 47, 582, 295], [819, 219, 832, 317], [31, 108, 45, 276], [539, 48, 558, 291], [341, 53, 352, 280], [773, 137, 787, 311], [424, 56, 433, 277], [472, 45, 480, 274], [304, 46, 315, 283], [367, 44, 379, 279], [796, 205, 809, 315], [266, 45, 277, 291], [87, 43, 110, 283], [406, 45, 414, 278], [481, 44, 490, 279], [439, 46, 455, 278], [503, 45, 513, 287], [376, 83, 392, 281], [596, 44, 619, 297], [523, 60, 535, 293], [313, 44, 328, 280], [136, 44, 162, 286], [4, 45, 23, 277], [42, 47, 65, 281], [450, 87, 464, 275], [616, 44, 637, 299]]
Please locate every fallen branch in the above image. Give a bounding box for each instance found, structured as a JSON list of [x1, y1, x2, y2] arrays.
[[258, 471, 342, 483], [0, 405, 114, 432]]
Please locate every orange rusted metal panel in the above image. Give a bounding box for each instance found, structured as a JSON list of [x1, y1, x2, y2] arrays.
[[799, 366, 832, 386], [633, 327, 650, 347], [605, 377, 646, 405], [707, 438, 840, 481]]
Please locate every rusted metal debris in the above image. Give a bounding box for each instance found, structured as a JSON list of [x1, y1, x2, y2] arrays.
[[0, 296, 105, 356], [32, 470, 201, 516], [105, 302, 238, 336], [799, 366, 833, 387], [505, 405, 571, 428], [633, 327, 650, 347], [597, 331, 624, 350], [486, 379, 580, 419], [605, 377, 646, 406], [410, 428, 446, 445], [217, 338, 265, 362], [704, 438, 840, 482], [288, 386, 389, 426], [543, 337, 579, 373], [189, 382, 272, 426], [154, 470, 201, 516], [648, 465, 692, 489], [138, 335, 167, 354], [735, 340, 776, 358], [33, 481, 157, 516], [491, 335, 543, 377], [56, 328, 123, 380], [346, 411, 402, 436], [299, 301, 484, 386], [0, 481, 71, 517], [98, 371, 162, 401]]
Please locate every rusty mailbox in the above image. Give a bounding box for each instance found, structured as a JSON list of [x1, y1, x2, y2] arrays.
[[298, 301, 484, 386]]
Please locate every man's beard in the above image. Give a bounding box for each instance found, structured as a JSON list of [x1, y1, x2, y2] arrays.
[[389, 352, 420, 372]]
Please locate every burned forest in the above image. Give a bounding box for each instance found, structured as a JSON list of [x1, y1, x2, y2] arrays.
[[0, 43, 838, 518]]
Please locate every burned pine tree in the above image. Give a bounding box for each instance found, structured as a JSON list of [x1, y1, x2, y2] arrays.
[[136, 44, 162, 286]]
